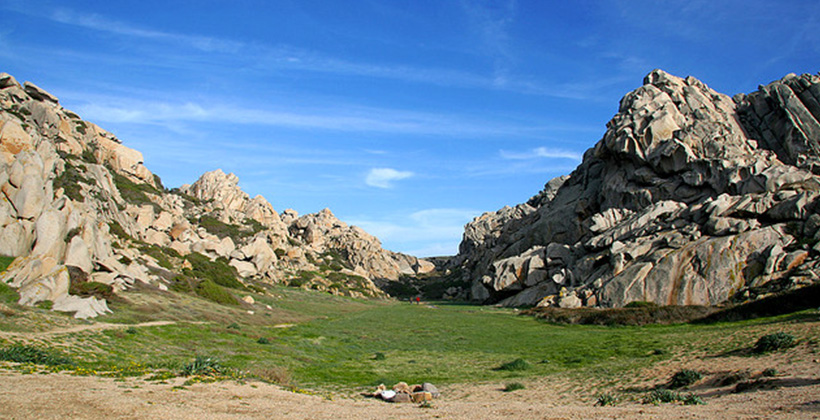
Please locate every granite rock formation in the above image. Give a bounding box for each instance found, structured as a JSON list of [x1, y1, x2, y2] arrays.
[[454, 70, 820, 307], [0, 72, 429, 317]]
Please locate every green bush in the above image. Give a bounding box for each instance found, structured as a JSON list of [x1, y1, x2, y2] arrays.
[[0, 280, 19, 305], [184, 253, 244, 289], [503, 382, 526, 392], [682, 393, 705, 405], [139, 245, 176, 270], [753, 332, 796, 353], [373, 352, 386, 361], [69, 278, 114, 300], [0, 255, 14, 272], [643, 389, 680, 405], [53, 160, 94, 202], [180, 356, 225, 376], [112, 172, 162, 212], [257, 337, 271, 345], [595, 393, 618, 406], [495, 358, 531, 372], [761, 368, 778, 377], [669, 369, 702, 388], [0, 345, 73, 366], [195, 280, 238, 305], [108, 221, 134, 242], [35, 300, 53, 310]]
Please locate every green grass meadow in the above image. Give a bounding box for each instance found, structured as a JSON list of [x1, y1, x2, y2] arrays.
[[0, 283, 816, 393]]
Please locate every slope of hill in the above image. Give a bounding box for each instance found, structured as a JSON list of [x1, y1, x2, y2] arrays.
[[0, 72, 432, 318]]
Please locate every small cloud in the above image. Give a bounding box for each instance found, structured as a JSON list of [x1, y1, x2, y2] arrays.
[[365, 168, 414, 188], [500, 146, 583, 161]]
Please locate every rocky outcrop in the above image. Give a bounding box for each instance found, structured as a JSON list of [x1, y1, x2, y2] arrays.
[[454, 70, 820, 308], [0, 71, 432, 317]]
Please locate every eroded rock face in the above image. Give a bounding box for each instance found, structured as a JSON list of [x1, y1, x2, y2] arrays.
[[455, 70, 820, 307]]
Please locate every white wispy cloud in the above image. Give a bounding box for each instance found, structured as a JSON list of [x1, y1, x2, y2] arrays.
[[65, 93, 588, 138], [9, 4, 607, 99], [365, 168, 414, 188], [49, 8, 243, 53], [500, 146, 583, 161]]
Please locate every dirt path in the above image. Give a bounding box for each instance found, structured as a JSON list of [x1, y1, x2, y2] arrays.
[[0, 366, 817, 420], [0, 321, 177, 340]]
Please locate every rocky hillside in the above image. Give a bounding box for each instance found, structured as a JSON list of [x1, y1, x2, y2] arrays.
[[454, 70, 820, 308], [0, 72, 432, 318]]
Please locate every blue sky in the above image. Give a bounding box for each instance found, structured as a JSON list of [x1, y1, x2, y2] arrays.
[[1, 1, 818, 256]]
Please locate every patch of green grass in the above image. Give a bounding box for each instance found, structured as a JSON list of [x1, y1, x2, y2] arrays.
[[503, 382, 526, 392], [32, 287, 818, 395], [0, 345, 73, 366], [0, 255, 14, 272], [495, 358, 531, 372]]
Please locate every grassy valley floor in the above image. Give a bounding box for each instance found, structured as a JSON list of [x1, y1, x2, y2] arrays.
[[0, 284, 819, 419]]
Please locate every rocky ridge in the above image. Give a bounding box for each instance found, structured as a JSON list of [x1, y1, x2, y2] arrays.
[[0, 72, 432, 318], [454, 70, 820, 308]]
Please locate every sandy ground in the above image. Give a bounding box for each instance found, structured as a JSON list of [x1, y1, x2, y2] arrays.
[[0, 320, 818, 419]]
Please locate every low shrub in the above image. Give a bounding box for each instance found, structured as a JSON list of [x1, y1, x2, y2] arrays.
[[257, 337, 271, 345], [0, 278, 20, 305], [69, 277, 114, 300], [0, 345, 73, 366], [503, 382, 526, 392], [373, 352, 386, 361], [761, 368, 778, 377], [682, 393, 705, 405], [0, 255, 14, 272], [495, 358, 531, 372], [112, 172, 162, 212], [185, 252, 244, 289], [35, 300, 53, 310], [643, 389, 680, 405], [195, 280, 238, 306], [669, 369, 702, 388], [595, 393, 618, 406], [753, 332, 796, 353], [180, 356, 225, 376]]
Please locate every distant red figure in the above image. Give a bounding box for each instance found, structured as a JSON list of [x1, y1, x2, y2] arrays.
[[415, 297, 421, 304]]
